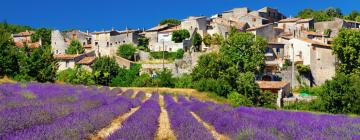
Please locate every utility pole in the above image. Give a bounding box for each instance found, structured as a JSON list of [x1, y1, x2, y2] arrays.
[[291, 43, 295, 91], [162, 40, 165, 70]]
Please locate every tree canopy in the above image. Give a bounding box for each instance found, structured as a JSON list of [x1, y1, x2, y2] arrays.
[[31, 28, 52, 46], [191, 32, 269, 106], [92, 56, 120, 85], [160, 19, 181, 25], [172, 29, 190, 43], [65, 40, 85, 54], [0, 29, 19, 77], [296, 7, 342, 22], [332, 29, 360, 74], [192, 32, 202, 51], [117, 44, 137, 60]]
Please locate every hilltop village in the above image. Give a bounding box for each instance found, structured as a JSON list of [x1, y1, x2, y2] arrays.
[[9, 7, 360, 107]]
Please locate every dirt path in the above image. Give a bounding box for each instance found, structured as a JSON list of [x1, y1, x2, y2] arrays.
[[190, 112, 229, 140], [90, 106, 141, 140], [154, 95, 176, 140]]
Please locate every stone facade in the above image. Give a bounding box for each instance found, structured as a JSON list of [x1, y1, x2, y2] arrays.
[[315, 18, 360, 37], [51, 30, 68, 54], [287, 38, 335, 86]]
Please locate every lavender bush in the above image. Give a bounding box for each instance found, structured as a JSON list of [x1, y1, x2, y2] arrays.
[[107, 93, 161, 140], [164, 94, 215, 140]]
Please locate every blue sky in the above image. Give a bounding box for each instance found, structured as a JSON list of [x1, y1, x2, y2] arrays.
[[1, 0, 359, 31]]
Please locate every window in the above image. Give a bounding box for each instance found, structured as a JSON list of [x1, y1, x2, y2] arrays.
[[107, 42, 109, 47], [169, 48, 172, 51], [56, 50, 58, 54], [65, 61, 69, 67], [83, 42, 85, 46], [253, 18, 256, 22], [95, 42, 98, 46], [276, 48, 280, 54]]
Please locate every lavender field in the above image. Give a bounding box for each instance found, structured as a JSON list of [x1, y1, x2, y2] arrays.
[[0, 83, 359, 140]]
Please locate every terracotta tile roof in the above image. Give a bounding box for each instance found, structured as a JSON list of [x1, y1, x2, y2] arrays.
[[54, 54, 81, 60], [76, 57, 96, 65], [14, 42, 40, 49], [302, 30, 323, 36], [146, 24, 175, 32], [296, 18, 313, 23], [298, 38, 332, 47], [279, 18, 301, 23], [84, 44, 92, 49], [13, 30, 35, 37], [257, 81, 289, 89], [246, 23, 272, 31], [159, 25, 181, 33]]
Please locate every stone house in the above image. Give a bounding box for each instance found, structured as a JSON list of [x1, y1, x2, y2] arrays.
[[54, 51, 96, 72], [91, 29, 141, 56], [288, 38, 336, 85], [264, 42, 285, 76], [222, 7, 250, 21], [251, 7, 286, 23], [247, 23, 282, 42], [256, 81, 290, 107], [145, 24, 191, 52], [12, 30, 34, 43], [181, 16, 208, 37], [207, 17, 249, 40], [315, 18, 360, 37], [277, 18, 314, 35], [51, 30, 92, 55], [238, 14, 269, 27]]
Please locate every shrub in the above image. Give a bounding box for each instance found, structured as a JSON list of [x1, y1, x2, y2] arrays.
[[160, 19, 181, 25], [227, 91, 252, 107], [319, 73, 360, 114], [172, 29, 190, 43], [57, 66, 95, 86], [117, 44, 136, 60], [154, 69, 174, 87], [257, 90, 277, 109], [65, 40, 85, 54], [175, 49, 184, 59], [296, 64, 311, 74], [93, 56, 120, 85], [192, 33, 202, 51], [175, 74, 192, 88], [131, 74, 154, 87]]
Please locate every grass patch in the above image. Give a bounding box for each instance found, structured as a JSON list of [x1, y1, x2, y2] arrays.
[[21, 91, 37, 100], [121, 87, 229, 104]]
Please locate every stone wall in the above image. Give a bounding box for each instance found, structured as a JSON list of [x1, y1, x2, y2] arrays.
[[51, 30, 68, 54]]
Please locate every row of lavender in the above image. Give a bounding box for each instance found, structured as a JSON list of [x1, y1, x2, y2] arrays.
[[177, 95, 360, 140], [107, 93, 160, 140], [0, 83, 142, 139]]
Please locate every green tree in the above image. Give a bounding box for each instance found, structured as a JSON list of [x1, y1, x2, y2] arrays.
[[131, 73, 154, 87], [117, 44, 136, 60], [227, 91, 252, 107], [0, 29, 19, 77], [344, 10, 360, 21], [203, 34, 212, 46], [65, 40, 85, 54], [175, 74, 192, 88], [31, 28, 51, 45], [175, 49, 184, 59], [111, 64, 141, 87], [332, 29, 360, 74], [297, 8, 333, 22], [192, 32, 202, 51], [220, 32, 266, 74], [160, 19, 181, 25], [172, 29, 190, 43], [92, 56, 120, 85], [319, 73, 360, 114], [138, 37, 150, 51], [211, 33, 224, 45], [57, 66, 95, 85], [325, 7, 343, 18], [0, 21, 35, 34], [16, 45, 58, 82], [154, 69, 174, 87]]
